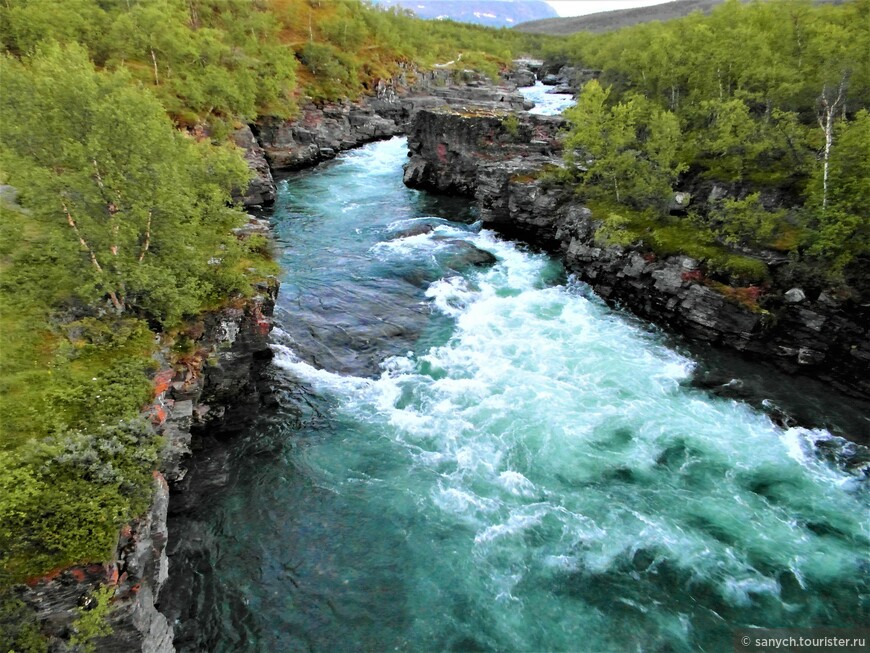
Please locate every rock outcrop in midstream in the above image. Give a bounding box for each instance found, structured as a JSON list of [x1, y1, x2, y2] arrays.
[[403, 107, 870, 400], [234, 68, 532, 206]]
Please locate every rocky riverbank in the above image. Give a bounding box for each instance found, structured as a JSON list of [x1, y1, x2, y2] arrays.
[[403, 106, 870, 401], [235, 68, 531, 207], [17, 71, 530, 653], [18, 217, 278, 652]]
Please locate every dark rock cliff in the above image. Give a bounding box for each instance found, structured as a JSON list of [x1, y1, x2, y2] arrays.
[[404, 107, 870, 399], [254, 70, 530, 178], [231, 126, 275, 208], [19, 254, 278, 652]]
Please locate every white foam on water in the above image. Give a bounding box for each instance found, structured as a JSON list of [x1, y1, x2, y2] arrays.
[[518, 82, 576, 115], [267, 145, 868, 649]]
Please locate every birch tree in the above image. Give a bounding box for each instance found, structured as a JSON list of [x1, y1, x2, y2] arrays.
[[0, 43, 251, 325]]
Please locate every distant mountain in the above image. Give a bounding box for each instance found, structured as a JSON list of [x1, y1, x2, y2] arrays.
[[371, 0, 558, 27], [513, 0, 844, 35], [512, 0, 723, 34]]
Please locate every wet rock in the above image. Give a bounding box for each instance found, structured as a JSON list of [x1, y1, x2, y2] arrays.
[[798, 347, 825, 366], [511, 68, 536, 87], [439, 239, 498, 269], [784, 287, 806, 303], [232, 125, 275, 207], [393, 223, 437, 238], [541, 74, 560, 85], [813, 436, 870, 477]]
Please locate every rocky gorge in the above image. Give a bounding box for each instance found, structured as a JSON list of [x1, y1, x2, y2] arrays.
[[17, 62, 869, 651], [402, 103, 870, 402], [18, 69, 533, 653]]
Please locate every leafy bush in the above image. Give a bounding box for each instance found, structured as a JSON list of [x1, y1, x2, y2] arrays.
[[69, 585, 115, 653], [0, 589, 47, 653], [712, 193, 781, 247], [0, 420, 162, 579]]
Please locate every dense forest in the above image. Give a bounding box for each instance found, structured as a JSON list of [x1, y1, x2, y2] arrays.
[[549, 0, 869, 292], [0, 1, 538, 648]]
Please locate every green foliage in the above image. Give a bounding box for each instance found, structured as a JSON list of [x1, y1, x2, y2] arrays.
[[556, 0, 869, 284], [594, 211, 636, 247], [0, 43, 251, 327], [0, 588, 47, 653], [589, 201, 771, 285], [299, 41, 359, 101], [1, 0, 299, 123], [69, 585, 115, 653], [502, 114, 520, 137], [0, 420, 162, 579], [565, 80, 686, 211], [805, 109, 870, 273], [713, 193, 783, 248], [47, 359, 156, 431]]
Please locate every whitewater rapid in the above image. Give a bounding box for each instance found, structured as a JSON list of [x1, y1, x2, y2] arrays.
[[165, 118, 868, 652]]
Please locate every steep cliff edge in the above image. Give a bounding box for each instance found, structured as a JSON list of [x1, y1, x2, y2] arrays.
[[17, 261, 278, 652], [249, 70, 530, 185], [404, 107, 870, 399]]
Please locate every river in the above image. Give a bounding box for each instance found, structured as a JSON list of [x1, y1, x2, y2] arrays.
[[162, 89, 869, 652]]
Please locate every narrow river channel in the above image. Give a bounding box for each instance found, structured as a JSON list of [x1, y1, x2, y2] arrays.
[[163, 90, 869, 652]]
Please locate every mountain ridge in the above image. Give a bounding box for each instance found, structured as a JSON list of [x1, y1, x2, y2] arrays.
[[371, 0, 558, 27]]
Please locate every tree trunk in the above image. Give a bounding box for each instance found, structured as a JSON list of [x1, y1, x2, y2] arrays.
[[139, 211, 152, 262], [150, 48, 160, 86], [816, 76, 847, 210], [61, 200, 125, 312]]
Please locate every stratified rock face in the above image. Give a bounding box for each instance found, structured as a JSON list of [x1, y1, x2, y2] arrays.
[[403, 107, 870, 397], [257, 100, 404, 170], [232, 125, 276, 207], [403, 107, 564, 197]]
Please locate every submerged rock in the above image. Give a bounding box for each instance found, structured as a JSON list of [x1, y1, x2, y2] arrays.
[[438, 238, 498, 269]]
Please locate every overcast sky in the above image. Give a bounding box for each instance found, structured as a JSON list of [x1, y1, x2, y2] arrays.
[[545, 0, 675, 17]]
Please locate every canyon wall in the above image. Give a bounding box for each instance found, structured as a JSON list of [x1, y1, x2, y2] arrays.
[[19, 221, 278, 652], [403, 107, 870, 399]]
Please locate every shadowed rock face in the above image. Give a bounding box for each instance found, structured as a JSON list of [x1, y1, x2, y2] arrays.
[[232, 125, 275, 207], [18, 283, 279, 653], [403, 107, 870, 399], [403, 107, 564, 197]]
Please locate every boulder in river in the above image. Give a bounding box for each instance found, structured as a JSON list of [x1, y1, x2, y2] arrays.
[[438, 239, 498, 269]]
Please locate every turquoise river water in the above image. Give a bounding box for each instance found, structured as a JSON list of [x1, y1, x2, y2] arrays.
[[164, 98, 868, 652]]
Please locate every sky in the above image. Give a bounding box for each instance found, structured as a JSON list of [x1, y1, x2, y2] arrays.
[[545, 0, 675, 17]]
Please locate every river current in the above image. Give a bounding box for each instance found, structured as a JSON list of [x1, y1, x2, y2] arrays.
[[164, 89, 869, 652]]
